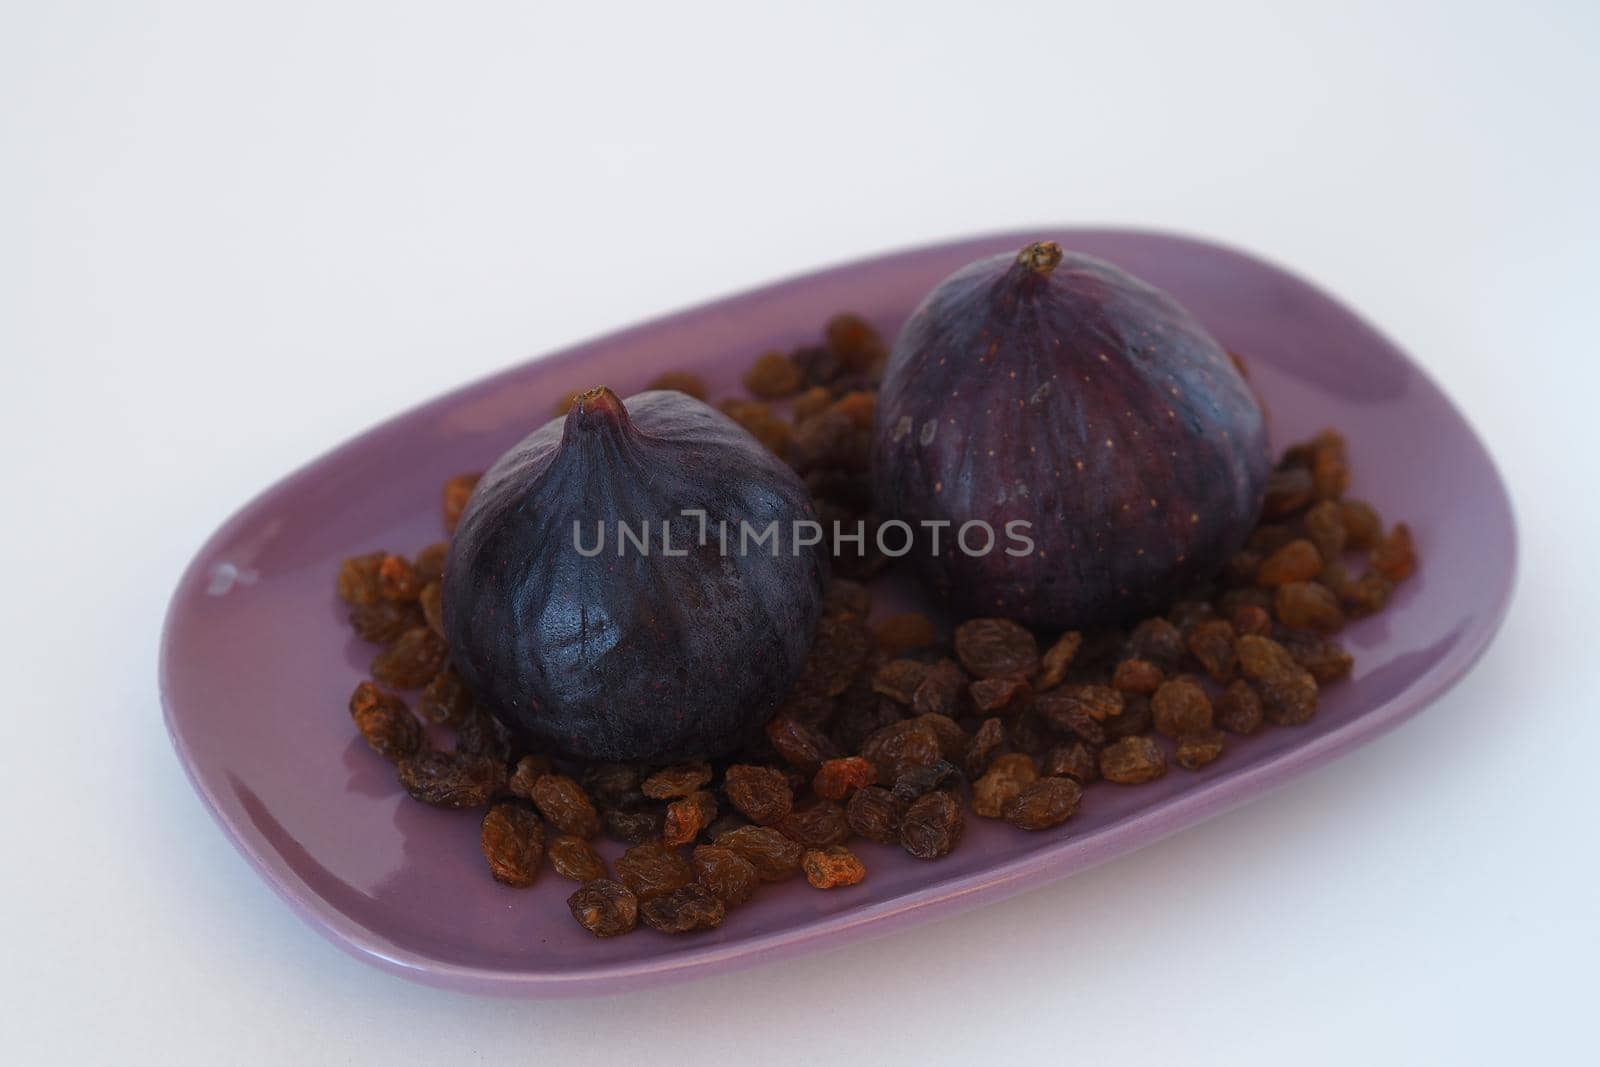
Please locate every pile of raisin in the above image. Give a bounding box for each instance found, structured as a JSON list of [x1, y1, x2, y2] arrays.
[[334, 315, 1418, 941]]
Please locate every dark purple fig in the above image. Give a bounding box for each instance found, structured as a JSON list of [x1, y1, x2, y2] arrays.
[[873, 241, 1270, 628], [444, 387, 827, 762]]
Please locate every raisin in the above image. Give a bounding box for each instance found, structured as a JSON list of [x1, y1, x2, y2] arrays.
[[376, 554, 420, 602], [830, 695, 904, 755], [413, 541, 447, 584], [831, 389, 876, 429], [1126, 617, 1185, 671], [480, 802, 545, 887], [1229, 603, 1274, 637], [824, 312, 886, 370], [614, 841, 693, 901], [1372, 523, 1417, 583], [349, 599, 423, 643], [890, 759, 960, 803], [336, 551, 386, 606], [1152, 677, 1214, 738], [1222, 550, 1263, 587], [548, 834, 607, 882], [1035, 630, 1084, 690], [1003, 776, 1081, 830], [1340, 499, 1384, 550], [416, 668, 472, 726], [1175, 731, 1226, 770], [723, 764, 794, 825], [839, 788, 899, 846], [443, 473, 480, 534], [803, 845, 867, 889], [641, 762, 713, 800], [568, 879, 638, 937], [954, 618, 1040, 679], [777, 802, 852, 847], [1035, 685, 1122, 740], [914, 712, 970, 761], [764, 715, 839, 774], [1168, 600, 1216, 634], [1307, 429, 1350, 499], [690, 845, 758, 905], [1257, 539, 1324, 587], [1248, 524, 1297, 554], [603, 807, 664, 845], [1238, 635, 1319, 725], [964, 717, 1006, 777], [529, 774, 601, 838], [1099, 736, 1168, 784], [641, 883, 725, 933], [971, 753, 1039, 818], [1185, 619, 1239, 682], [662, 790, 718, 846], [812, 756, 876, 801], [872, 659, 928, 705], [554, 390, 580, 416], [791, 343, 841, 386], [1101, 695, 1153, 740], [861, 720, 942, 781], [1111, 658, 1164, 696], [581, 762, 640, 806], [1216, 680, 1265, 735], [1043, 742, 1099, 784], [348, 681, 423, 762], [1275, 581, 1345, 633], [789, 409, 865, 471], [794, 613, 872, 698], [715, 825, 803, 882], [417, 582, 445, 636], [1283, 635, 1355, 683], [396, 750, 505, 808], [911, 659, 968, 717], [1263, 467, 1314, 517], [647, 370, 708, 400], [503, 754, 551, 798], [793, 385, 834, 421], [1303, 500, 1348, 561], [970, 676, 1029, 714], [1340, 569, 1395, 616], [874, 612, 938, 655], [370, 627, 448, 689], [900, 791, 964, 860], [453, 705, 511, 761], [744, 350, 804, 398], [722, 399, 792, 455]]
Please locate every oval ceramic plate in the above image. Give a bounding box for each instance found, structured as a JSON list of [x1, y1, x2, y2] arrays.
[[160, 229, 1515, 997]]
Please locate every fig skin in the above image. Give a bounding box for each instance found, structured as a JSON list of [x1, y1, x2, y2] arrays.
[[872, 242, 1270, 628], [444, 388, 828, 763]]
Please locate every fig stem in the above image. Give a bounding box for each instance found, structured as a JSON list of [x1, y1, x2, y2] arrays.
[[562, 386, 633, 445], [1017, 241, 1064, 276]]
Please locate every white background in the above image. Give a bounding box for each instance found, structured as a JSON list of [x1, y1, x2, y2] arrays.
[[2, 2, 1596, 1063]]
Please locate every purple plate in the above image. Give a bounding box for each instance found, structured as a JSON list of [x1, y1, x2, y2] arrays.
[[160, 229, 1515, 997]]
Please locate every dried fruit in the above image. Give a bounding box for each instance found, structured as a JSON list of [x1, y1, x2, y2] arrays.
[[1002, 777, 1081, 830], [911, 659, 968, 717], [641, 762, 713, 800], [641, 883, 726, 933], [971, 753, 1039, 818], [964, 717, 1006, 777], [873, 612, 938, 655], [803, 846, 867, 889], [1372, 523, 1417, 583], [954, 618, 1039, 679], [1256, 539, 1323, 586], [568, 879, 638, 938], [662, 790, 718, 846], [1185, 619, 1238, 682], [1303, 500, 1348, 561], [744, 351, 803, 398], [723, 764, 794, 825], [371, 627, 449, 689], [777, 802, 852, 847], [349, 681, 423, 762], [647, 370, 708, 400], [1035, 631, 1084, 690], [528, 774, 601, 838], [480, 802, 545, 887], [1126, 617, 1185, 671], [873, 242, 1269, 626], [547, 834, 608, 882], [845, 786, 902, 844], [1099, 736, 1167, 784], [1238, 635, 1319, 726], [1151, 676, 1214, 738], [349, 599, 424, 643], [812, 756, 875, 801], [763, 715, 839, 775], [396, 750, 506, 808], [861, 720, 942, 781], [1042, 742, 1099, 783], [1283, 635, 1355, 683], [691, 845, 759, 905], [442, 473, 480, 534], [443, 387, 826, 762], [417, 668, 472, 726], [890, 759, 960, 803], [873, 659, 928, 705], [1111, 658, 1165, 696], [376, 554, 420, 601], [614, 841, 694, 901], [793, 613, 872, 699], [1340, 499, 1383, 550], [899, 791, 964, 860], [970, 677, 1029, 714], [1175, 731, 1226, 770], [1263, 467, 1314, 518], [714, 825, 803, 881], [602, 807, 664, 845], [1274, 581, 1345, 633], [1216, 680, 1264, 735]]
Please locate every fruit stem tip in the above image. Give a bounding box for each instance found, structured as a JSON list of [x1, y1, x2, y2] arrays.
[[1018, 241, 1064, 276]]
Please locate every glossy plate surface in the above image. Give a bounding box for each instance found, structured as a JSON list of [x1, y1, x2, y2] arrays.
[[160, 229, 1516, 996]]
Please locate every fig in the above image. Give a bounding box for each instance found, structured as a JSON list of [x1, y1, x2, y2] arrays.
[[873, 241, 1269, 627], [444, 387, 827, 762]]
